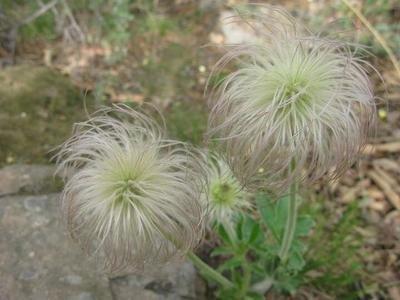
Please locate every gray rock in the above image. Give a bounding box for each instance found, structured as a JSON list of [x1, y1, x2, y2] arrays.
[[68, 291, 96, 300], [60, 274, 83, 286], [23, 195, 48, 212], [0, 164, 59, 196], [218, 10, 258, 45], [0, 193, 113, 300], [198, 0, 225, 11], [18, 268, 40, 281], [0, 190, 206, 299], [110, 262, 205, 300]]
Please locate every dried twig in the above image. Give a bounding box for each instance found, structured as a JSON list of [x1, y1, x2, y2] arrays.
[[60, 0, 85, 43], [373, 166, 398, 189], [341, 0, 400, 80], [368, 170, 400, 210], [37, 0, 63, 32], [373, 159, 400, 174], [18, 0, 59, 27], [364, 142, 400, 155]]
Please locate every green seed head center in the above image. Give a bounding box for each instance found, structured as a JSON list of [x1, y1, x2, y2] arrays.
[[114, 177, 143, 205], [211, 182, 236, 206]]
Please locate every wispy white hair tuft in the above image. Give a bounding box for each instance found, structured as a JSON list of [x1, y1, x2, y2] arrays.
[[201, 151, 251, 229], [55, 105, 206, 273], [207, 5, 376, 192]]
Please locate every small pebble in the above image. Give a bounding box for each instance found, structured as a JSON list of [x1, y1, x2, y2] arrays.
[[68, 292, 96, 300], [60, 275, 83, 286], [19, 269, 39, 281], [198, 65, 206, 73]]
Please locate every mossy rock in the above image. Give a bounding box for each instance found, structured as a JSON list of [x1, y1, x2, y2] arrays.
[[0, 65, 92, 166]]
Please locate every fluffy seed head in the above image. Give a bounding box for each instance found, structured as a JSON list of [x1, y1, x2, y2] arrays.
[[55, 105, 206, 273], [207, 6, 376, 192], [201, 152, 251, 229]]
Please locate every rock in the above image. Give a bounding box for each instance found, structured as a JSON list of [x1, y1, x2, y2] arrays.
[[67, 292, 97, 300], [198, 0, 225, 11], [0, 193, 113, 300], [0, 191, 205, 299], [0, 164, 59, 196], [60, 275, 84, 286], [218, 10, 258, 44], [110, 261, 204, 300]]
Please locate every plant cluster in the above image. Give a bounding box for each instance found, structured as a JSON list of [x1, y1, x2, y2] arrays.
[[55, 5, 376, 299]]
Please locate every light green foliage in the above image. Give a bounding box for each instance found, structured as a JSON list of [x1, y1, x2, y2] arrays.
[[2, 0, 56, 39], [20, 12, 56, 40], [303, 201, 366, 298], [3, 2, 381, 298], [348, 0, 399, 57], [206, 194, 369, 299], [205, 194, 315, 299], [103, 0, 134, 46], [311, 0, 399, 57]]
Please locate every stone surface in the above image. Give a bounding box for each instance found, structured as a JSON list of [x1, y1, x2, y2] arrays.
[[110, 261, 203, 300], [0, 193, 113, 300], [0, 164, 59, 196], [0, 165, 205, 300], [218, 10, 258, 45], [198, 0, 225, 12]]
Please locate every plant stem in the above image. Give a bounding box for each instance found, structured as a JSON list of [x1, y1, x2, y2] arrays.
[[187, 251, 234, 289], [278, 165, 298, 263], [239, 256, 251, 298]]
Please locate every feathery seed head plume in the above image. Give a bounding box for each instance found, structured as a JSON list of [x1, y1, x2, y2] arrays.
[[202, 152, 251, 229], [207, 6, 376, 192], [55, 105, 206, 273]]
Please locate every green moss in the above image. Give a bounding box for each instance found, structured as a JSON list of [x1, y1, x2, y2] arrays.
[[165, 100, 207, 145], [138, 42, 196, 99], [0, 65, 93, 166]]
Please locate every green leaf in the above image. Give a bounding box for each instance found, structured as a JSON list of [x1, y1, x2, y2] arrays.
[[252, 263, 268, 276], [287, 250, 306, 272], [291, 240, 306, 254], [232, 269, 243, 286], [275, 274, 301, 294], [248, 222, 261, 245], [211, 246, 234, 257], [256, 193, 289, 241], [246, 292, 265, 300], [256, 194, 279, 240], [218, 223, 234, 246], [235, 215, 244, 241], [295, 215, 315, 237], [241, 214, 261, 245], [218, 257, 243, 272]]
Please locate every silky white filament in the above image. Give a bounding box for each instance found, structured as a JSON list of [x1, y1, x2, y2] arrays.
[[55, 105, 206, 273], [207, 6, 376, 192]]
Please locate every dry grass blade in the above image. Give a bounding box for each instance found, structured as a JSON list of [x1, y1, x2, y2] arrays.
[[368, 170, 400, 210], [341, 0, 400, 81], [364, 142, 400, 154]]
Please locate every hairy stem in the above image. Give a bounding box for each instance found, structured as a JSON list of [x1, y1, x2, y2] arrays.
[[239, 255, 251, 298], [187, 251, 234, 289], [278, 164, 298, 262]]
